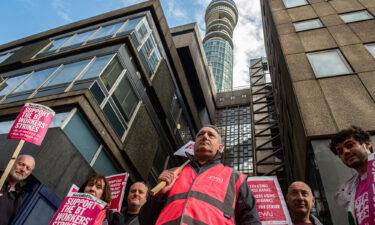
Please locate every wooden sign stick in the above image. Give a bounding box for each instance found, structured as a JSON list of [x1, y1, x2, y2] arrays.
[[150, 159, 191, 196], [0, 140, 25, 189]]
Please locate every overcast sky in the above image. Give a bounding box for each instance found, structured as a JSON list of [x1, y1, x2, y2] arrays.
[[0, 0, 265, 87]]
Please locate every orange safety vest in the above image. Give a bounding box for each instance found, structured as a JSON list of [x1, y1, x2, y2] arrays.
[[155, 164, 247, 225]]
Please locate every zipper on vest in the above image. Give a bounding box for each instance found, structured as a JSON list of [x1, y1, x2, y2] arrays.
[[180, 166, 200, 225]]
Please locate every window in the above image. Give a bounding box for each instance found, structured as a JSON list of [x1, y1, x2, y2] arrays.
[[340, 10, 374, 23], [42, 59, 90, 87], [294, 19, 323, 32], [0, 47, 21, 64], [0, 52, 14, 64], [12, 67, 58, 94], [306, 49, 352, 78], [112, 73, 139, 120], [37, 16, 145, 57], [365, 43, 375, 58], [0, 74, 29, 96], [282, 0, 308, 8]]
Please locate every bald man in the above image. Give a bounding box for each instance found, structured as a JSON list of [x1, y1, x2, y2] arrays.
[[0, 155, 35, 225], [286, 181, 322, 225]]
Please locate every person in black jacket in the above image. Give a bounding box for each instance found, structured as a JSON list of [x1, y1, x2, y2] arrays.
[[0, 155, 35, 225], [107, 182, 148, 225], [139, 125, 261, 225]]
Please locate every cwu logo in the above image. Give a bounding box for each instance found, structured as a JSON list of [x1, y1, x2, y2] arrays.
[[208, 176, 224, 183]]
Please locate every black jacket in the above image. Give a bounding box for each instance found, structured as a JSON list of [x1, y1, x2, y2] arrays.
[[0, 180, 26, 225], [139, 153, 261, 225]]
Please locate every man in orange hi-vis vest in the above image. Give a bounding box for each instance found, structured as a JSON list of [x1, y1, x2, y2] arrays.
[[139, 125, 261, 225]]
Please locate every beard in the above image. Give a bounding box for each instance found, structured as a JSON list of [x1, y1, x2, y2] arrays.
[[9, 170, 27, 182]]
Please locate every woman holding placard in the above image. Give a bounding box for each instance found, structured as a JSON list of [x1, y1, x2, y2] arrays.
[[79, 174, 112, 225]]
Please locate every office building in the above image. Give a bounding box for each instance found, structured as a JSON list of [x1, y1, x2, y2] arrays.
[[204, 0, 238, 92], [261, 0, 375, 224], [215, 87, 253, 174]]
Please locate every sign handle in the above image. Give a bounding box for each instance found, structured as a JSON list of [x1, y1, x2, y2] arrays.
[[150, 160, 190, 196], [0, 140, 25, 189]]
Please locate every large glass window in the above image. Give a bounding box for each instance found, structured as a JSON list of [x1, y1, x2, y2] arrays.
[[282, 0, 308, 8], [0, 74, 29, 96], [63, 110, 101, 162], [45, 36, 72, 52], [306, 49, 353, 78], [112, 73, 139, 120], [365, 43, 375, 58], [0, 52, 14, 64], [91, 22, 124, 40], [92, 147, 118, 176], [43, 59, 90, 87], [294, 19, 323, 32], [100, 57, 123, 90], [38, 17, 145, 56], [68, 30, 96, 46], [12, 67, 58, 94], [340, 10, 374, 23], [80, 55, 114, 80]]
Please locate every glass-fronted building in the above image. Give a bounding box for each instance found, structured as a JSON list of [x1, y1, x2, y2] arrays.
[[0, 1, 215, 224], [203, 0, 238, 92]]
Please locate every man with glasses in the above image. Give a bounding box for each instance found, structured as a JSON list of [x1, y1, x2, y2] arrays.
[[0, 154, 35, 225]]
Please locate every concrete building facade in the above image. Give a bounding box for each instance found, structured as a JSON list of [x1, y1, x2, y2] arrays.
[[0, 1, 214, 224], [261, 0, 375, 224]]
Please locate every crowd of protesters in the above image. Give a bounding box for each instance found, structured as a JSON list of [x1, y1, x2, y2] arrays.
[[0, 125, 373, 225]]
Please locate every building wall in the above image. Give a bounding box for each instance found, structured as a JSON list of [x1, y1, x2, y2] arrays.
[[262, 0, 375, 224], [0, 0, 207, 200]]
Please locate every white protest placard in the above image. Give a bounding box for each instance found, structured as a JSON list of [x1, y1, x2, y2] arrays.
[[247, 176, 292, 225], [174, 141, 195, 156]]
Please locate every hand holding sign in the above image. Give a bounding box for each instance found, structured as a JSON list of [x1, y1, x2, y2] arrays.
[[0, 103, 55, 190]]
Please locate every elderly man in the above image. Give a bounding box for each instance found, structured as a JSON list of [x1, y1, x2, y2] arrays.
[[140, 125, 260, 225], [329, 126, 373, 225], [0, 154, 35, 225], [286, 181, 322, 225], [108, 182, 148, 225]]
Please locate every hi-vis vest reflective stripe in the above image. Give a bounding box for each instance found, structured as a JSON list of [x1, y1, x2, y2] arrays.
[[156, 164, 246, 225]]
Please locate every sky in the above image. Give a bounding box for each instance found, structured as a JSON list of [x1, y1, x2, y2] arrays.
[[0, 0, 265, 87]]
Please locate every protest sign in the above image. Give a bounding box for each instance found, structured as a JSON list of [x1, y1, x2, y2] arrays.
[[367, 153, 375, 224], [49, 192, 107, 225], [247, 176, 291, 225], [106, 173, 129, 212], [8, 103, 55, 146], [174, 141, 195, 156], [1, 103, 55, 189], [67, 184, 80, 196]]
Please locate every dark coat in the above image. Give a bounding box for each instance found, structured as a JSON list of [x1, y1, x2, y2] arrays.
[[0, 179, 26, 225]]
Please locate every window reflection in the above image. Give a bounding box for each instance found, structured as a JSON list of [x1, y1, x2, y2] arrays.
[[13, 67, 58, 94]]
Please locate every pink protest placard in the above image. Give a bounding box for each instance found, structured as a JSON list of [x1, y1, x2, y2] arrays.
[[8, 103, 55, 146], [367, 153, 375, 224], [106, 173, 129, 212], [247, 176, 292, 225], [49, 192, 107, 225], [67, 184, 80, 196]]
